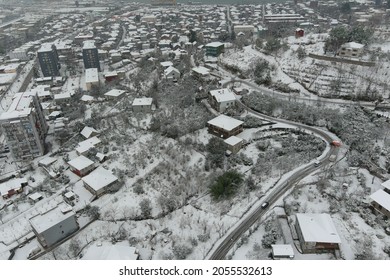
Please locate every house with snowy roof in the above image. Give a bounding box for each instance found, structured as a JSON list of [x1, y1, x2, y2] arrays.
[[75, 136, 101, 155], [81, 241, 139, 260], [208, 88, 237, 112], [164, 66, 180, 81], [80, 126, 99, 139], [29, 202, 79, 248], [207, 114, 244, 139], [82, 166, 119, 197], [224, 135, 243, 154], [192, 66, 210, 79], [0, 178, 28, 199], [295, 213, 341, 253], [338, 42, 364, 58], [132, 97, 153, 113], [67, 155, 95, 177], [104, 89, 126, 100], [370, 189, 390, 218]]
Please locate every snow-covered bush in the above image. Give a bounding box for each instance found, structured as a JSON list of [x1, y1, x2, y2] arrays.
[[172, 243, 193, 260]]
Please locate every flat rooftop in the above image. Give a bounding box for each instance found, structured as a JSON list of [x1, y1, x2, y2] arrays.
[[296, 213, 341, 244], [29, 203, 75, 234], [207, 114, 243, 132]]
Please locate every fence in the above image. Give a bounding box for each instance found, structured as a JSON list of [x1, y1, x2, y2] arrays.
[[308, 53, 375, 67]]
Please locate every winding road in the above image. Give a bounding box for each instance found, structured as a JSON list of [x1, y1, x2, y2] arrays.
[[208, 89, 340, 260]]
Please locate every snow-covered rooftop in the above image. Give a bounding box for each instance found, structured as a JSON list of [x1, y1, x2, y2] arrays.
[[206, 42, 224, 48], [224, 135, 243, 146], [28, 192, 43, 201], [370, 189, 390, 212], [380, 179, 390, 191], [85, 68, 99, 84], [132, 97, 153, 106], [83, 40, 96, 50], [0, 178, 27, 196], [67, 155, 94, 171], [81, 167, 118, 192], [81, 241, 138, 260], [164, 66, 180, 75], [207, 114, 243, 131], [76, 136, 101, 155], [192, 66, 210, 76], [271, 244, 294, 258], [80, 126, 98, 139], [296, 213, 341, 244], [104, 89, 126, 98], [160, 61, 173, 68], [38, 156, 57, 167], [81, 95, 94, 102], [37, 43, 53, 53], [29, 203, 76, 234], [342, 42, 364, 49], [0, 91, 34, 120], [53, 92, 71, 101], [209, 88, 236, 103]]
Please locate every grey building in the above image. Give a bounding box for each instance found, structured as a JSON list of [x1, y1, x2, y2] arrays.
[[83, 40, 100, 71], [37, 44, 61, 77], [29, 203, 79, 248], [0, 91, 48, 160]]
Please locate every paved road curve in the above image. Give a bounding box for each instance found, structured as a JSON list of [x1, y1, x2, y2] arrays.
[[208, 99, 338, 260]]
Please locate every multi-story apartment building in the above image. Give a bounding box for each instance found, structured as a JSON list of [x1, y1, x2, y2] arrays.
[[83, 40, 100, 71], [0, 91, 48, 160], [37, 44, 61, 77]]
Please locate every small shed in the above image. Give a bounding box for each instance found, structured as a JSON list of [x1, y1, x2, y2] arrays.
[[132, 97, 153, 113], [271, 244, 294, 259], [80, 126, 99, 139], [224, 136, 243, 154], [28, 192, 43, 203], [295, 213, 341, 253]]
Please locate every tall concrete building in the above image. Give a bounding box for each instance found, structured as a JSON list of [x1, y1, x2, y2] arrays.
[[83, 40, 100, 71], [0, 91, 48, 160], [37, 44, 61, 77]]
